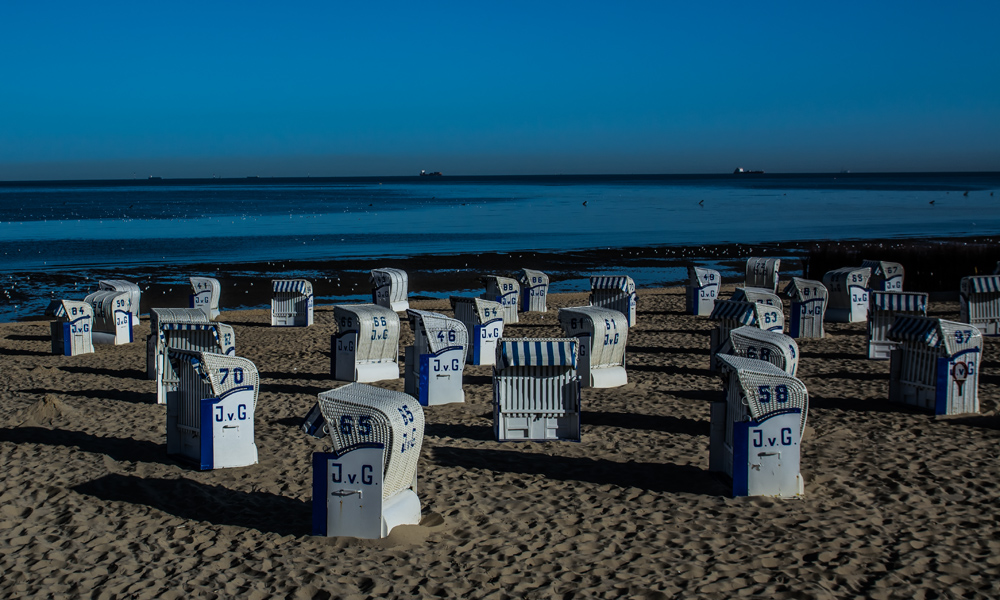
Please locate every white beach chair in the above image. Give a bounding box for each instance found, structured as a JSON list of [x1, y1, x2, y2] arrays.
[[782, 278, 828, 339], [731, 286, 783, 308], [822, 267, 871, 323], [146, 307, 212, 380], [332, 304, 401, 383], [723, 326, 800, 376], [517, 269, 550, 313], [99, 279, 141, 322], [867, 291, 928, 360], [709, 354, 808, 498], [312, 383, 424, 539], [370, 268, 409, 312], [481, 275, 520, 324], [271, 279, 314, 327], [493, 338, 581, 442], [84, 289, 134, 345], [189, 277, 221, 320], [165, 349, 259, 470], [745, 258, 781, 293], [589, 275, 637, 327], [709, 299, 784, 371], [557, 306, 628, 388], [959, 275, 1000, 336], [48, 300, 95, 356], [888, 316, 982, 415], [404, 309, 468, 406], [861, 260, 904, 292], [685, 266, 721, 316], [150, 316, 236, 405], [449, 296, 504, 366]]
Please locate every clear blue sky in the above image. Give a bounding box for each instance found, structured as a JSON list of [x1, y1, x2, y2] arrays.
[[1, 1, 998, 180]]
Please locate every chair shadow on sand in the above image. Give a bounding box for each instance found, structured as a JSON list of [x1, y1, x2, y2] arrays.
[[73, 474, 311, 537], [432, 446, 729, 497], [59, 366, 147, 380], [0, 427, 174, 466], [582, 411, 708, 436]]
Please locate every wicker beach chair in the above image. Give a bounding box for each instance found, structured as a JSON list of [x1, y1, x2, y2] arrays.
[[165, 349, 259, 470], [782, 278, 828, 339], [686, 266, 721, 316], [887, 316, 982, 415], [557, 306, 628, 388], [709, 299, 784, 370], [517, 269, 550, 313], [146, 307, 211, 380], [589, 275, 637, 327], [959, 274, 1000, 336], [822, 267, 871, 323], [370, 268, 409, 312], [48, 300, 95, 356], [84, 289, 134, 345], [709, 354, 808, 498], [98, 279, 141, 322], [449, 296, 504, 366], [312, 383, 424, 538], [723, 326, 800, 376], [332, 304, 401, 383], [867, 291, 928, 360], [150, 313, 236, 405], [271, 279, 314, 327], [493, 338, 581, 442], [481, 275, 520, 324], [861, 260, 904, 292], [189, 277, 221, 320], [745, 258, 781, 293], [404, 309, 468, 406], [731, 286, 783, 308]]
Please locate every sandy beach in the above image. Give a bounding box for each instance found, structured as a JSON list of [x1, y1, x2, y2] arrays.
[[1, 284, 998, 598]]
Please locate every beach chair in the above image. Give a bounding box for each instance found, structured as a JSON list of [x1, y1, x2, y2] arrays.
[[84, 289, 134, 345], [189, 277, 221, 320], [149, 314, 236, 406], [557, 306, 628, 388], [48, 300, 94, 356], [959, 275, 1000, 336], [312, 383, 424, 539], [731, 286, 783, 308], [332, 304, 400, 383], [481, 275, 520, 324], [493, 338, 581, 442], [722, 326, 800, 376], [861, 260, 904, 292], [589, 275, 637, 327], [146, 308, 212, 379], [165, 349, 259, 470], [745, 258, 780, 293], [517, 269, 549, 313], [782, 278, 828, 339], [867, 291, 928, 360], [271, 279, 313, 327], [370, 268, 409, 312], [709, 299, 784, 371], [403, 309, 468, 406], [99, 279, 141, 322], [685, 267, 721, 316], [822, 267, 871, 323], [887, 316, 982, 415], [449, 296, 504, 365], [709, 354, 808, 498]]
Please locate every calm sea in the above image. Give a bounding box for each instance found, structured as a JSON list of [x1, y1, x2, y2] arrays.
[[2, 172, 999, 321]]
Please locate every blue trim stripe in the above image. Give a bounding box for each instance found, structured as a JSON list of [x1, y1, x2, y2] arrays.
[[199, 397, 214, 470], [312, 452, 329, 536]]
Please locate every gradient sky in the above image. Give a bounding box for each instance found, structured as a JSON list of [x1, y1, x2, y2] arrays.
[[2, 1, 998, 180]]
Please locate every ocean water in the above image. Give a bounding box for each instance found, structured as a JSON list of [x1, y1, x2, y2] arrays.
[[2, 172, 999, 321]]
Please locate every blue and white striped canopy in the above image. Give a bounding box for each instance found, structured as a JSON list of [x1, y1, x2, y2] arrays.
[[871, 291, 927, 312], [272, 279, 312, 294], [965, 275, 1000, 294], [887, 315, 940, 347], [709, 300, 756, 324], [158, 323, 221, 343], [590, 276, 635, 293], [498, 338, 577, 368]]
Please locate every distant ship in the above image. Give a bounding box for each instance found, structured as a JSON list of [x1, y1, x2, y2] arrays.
[[420, 170, 443, 176], [733, 168, 764, 174]]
